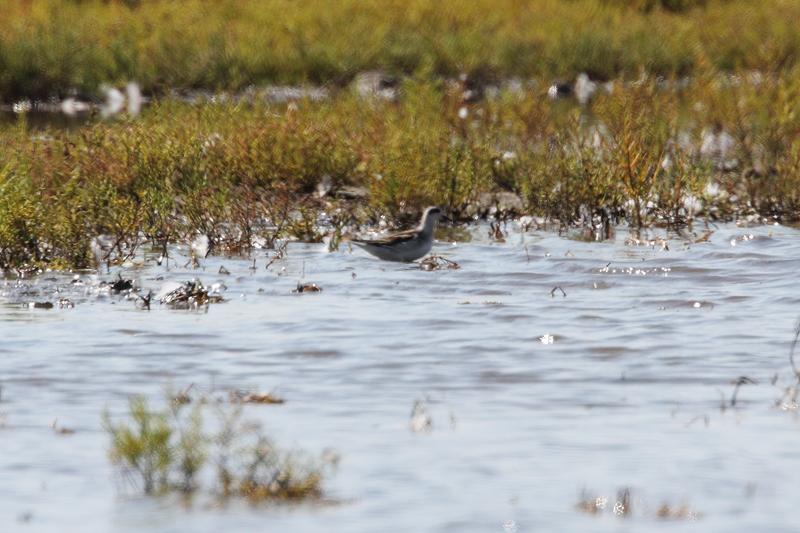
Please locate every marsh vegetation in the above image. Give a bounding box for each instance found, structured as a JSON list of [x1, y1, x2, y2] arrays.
[[103, 394, 328, 501], [2, 2, 800, 271], [2, 0, 800, 100], [2, 71, 800, 271]]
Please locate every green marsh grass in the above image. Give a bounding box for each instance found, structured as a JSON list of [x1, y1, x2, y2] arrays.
[[2, 74, 800, 270], [2, 0, 800, 100]]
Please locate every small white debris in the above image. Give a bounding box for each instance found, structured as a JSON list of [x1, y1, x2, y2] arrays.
[[458, 106, 469, 120], [316, 174, 333, 198], [60, 98, 90, 116], [502, 520, 518, 533], [126, 82, 142, 116], [12, 100, 32, 114], [100, 85, 125, 118], [574, 73, 598, 105], [209, 282, 227, 293], [410, 400, 432, 433], [700, 129, 736, 168], [539, 334, 554, 345], [202, 132, 223, 153], [190, 234, 210, 258]]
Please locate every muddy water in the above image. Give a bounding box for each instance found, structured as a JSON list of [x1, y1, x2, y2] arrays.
[[2, 222, 800, 532]]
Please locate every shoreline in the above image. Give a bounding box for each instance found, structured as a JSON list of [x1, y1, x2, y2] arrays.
[[1, 76, 798, 271]]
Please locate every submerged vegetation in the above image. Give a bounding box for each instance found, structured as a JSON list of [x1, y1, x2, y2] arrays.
[[103, 394, 327, 501], [2, 70, 800, 270], [2, 0, 800, 100], [576, 487, 699, 521]]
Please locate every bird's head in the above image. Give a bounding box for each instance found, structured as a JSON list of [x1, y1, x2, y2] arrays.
[[424, 206, 443, 221], [419, 206, 450, 234]]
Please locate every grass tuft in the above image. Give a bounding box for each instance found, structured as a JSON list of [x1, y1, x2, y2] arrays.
[[103, 394, 328, 501]]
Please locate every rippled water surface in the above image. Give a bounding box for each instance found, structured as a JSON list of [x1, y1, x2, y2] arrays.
[[2, 222, 800, 532]]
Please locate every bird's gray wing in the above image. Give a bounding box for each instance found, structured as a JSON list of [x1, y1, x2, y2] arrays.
[[352, 229, 418, 247]]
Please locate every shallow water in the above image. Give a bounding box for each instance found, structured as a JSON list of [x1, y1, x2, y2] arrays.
[[2, 222, 800, 532]]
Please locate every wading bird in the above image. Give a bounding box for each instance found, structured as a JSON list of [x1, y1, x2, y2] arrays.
[[351, 206, 444, 262]]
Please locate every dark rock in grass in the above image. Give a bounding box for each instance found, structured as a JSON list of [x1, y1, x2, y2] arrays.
[[547, 81, 573, 99], [334, 185, 369, 200]]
